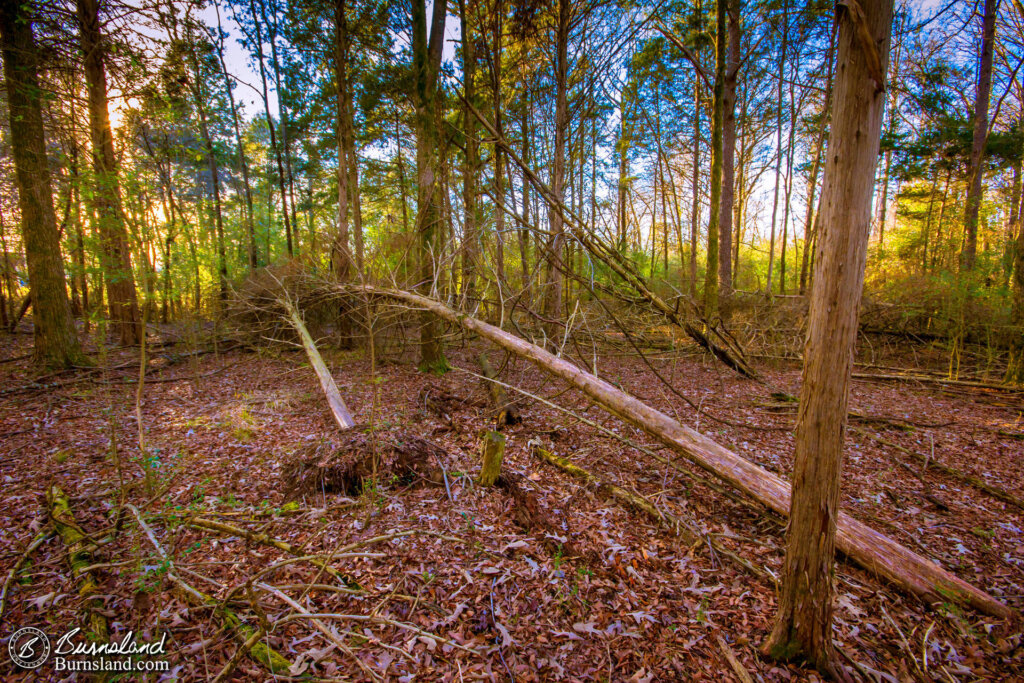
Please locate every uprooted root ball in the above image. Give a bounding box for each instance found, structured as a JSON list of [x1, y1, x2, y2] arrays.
[[281, 429, 449, 500]]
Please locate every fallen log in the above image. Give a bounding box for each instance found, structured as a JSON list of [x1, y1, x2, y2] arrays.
[[46, 485, 108, 641], [362, 286, 1013, 619], [852, 372, 1024, 394], [281, 297, 356, 430]]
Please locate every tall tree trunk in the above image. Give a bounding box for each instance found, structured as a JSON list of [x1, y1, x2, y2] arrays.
[[765, 0, 789, 296], [763, 0, 893, 674], [332, 0, 352, 281], [490, 0, 507, 302], [1007, 156, 1024, 383], [247, 2, 294, 257], [259, 0, 300, 252], [921, 164, 941, 275], [690, 78, 701, 299], [343, 40, 364, 275], [960, 0, 998, 272], [459, 0, 479, 302], [779, 68, 798, 295], [214, 0, 257, 271], [0, 0, 84, 366], [543, 0, 570, 343], [520, 90, 532, 299], [703, 0, 726, 317], [412, 0, 448, 372], [799, 18, 837, 295], [718, 0, 740, 309], [77, 0, 141, 346], [1003, 156, 1021, 287], [186, 37, 228, 303]]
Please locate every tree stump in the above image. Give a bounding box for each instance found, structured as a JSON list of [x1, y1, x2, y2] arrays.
[[478, 430, 505, 486]]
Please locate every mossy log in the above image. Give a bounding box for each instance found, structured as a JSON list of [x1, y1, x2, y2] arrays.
[[530, 442, 766, 578], [46, 484, 108, 641], [531, 441, 697, 544], [479, 430, 505, 486]]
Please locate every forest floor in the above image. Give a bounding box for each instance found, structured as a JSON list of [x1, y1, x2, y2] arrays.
[[1, 324, 1022, 681]]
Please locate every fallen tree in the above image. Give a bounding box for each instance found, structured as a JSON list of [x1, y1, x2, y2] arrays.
[[358, 285, 1013, 619]]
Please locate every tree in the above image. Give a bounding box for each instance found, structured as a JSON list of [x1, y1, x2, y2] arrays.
[[718, 0, 741, 308], [703, 0, 726, 316], [542, 0, 571, 342], [0, 0, 85, 367], [763, 0, 894, 675], [960, 0, 999, 272], [411, 0, 449, 373], [77, 0, 142, 346]]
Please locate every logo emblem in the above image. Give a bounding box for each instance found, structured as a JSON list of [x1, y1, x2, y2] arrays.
[[9, 627, 50, 669]]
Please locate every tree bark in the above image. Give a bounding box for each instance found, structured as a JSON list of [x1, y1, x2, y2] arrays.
[[763, 0, 896, 673], [459, 0, 480, 303], [77, 0, 141, 346], [0, 0, 84, 366], [1007, 157, 1024, 384], [960, 0, 998, 272]]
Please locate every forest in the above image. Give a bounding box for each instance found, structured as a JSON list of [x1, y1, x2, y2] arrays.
[[0, 0, 1022, 679]]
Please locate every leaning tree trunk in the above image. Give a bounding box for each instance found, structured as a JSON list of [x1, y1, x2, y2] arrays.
[[358, 284, 1011, 621], [77, 0, 141, 346], [763, 0, 895, 675], [960, 0, 997, 272], [0, 0, 84, 367]]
